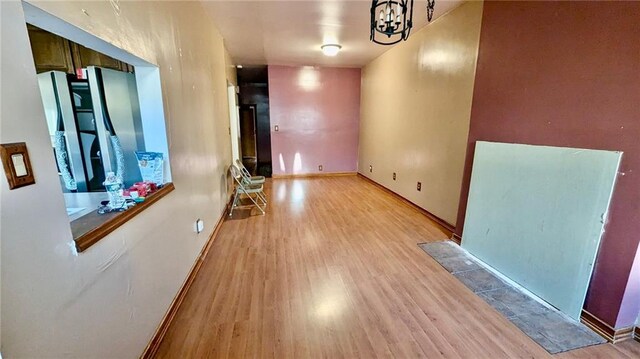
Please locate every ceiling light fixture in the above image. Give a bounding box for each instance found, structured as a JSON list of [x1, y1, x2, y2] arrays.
[[370, 0, 414, 45], [321, 44, 342, 56], [370, 0, 435, 46]]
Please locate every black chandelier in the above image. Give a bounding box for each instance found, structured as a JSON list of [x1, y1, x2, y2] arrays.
[[370, 0, 436, 46], [427, 0, 435, 22], [370, 0, 413, 45]]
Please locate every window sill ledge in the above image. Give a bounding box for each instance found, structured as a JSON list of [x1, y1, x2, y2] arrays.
[[71, 182, 175, 252]]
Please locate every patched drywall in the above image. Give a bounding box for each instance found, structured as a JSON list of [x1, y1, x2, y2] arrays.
[[358, 1, 483, 225], [1, 1, 234, 357], [462, 142, 621, 320]]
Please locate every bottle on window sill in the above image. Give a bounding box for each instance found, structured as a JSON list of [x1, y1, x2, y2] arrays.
[[104, 171, 125, 210]]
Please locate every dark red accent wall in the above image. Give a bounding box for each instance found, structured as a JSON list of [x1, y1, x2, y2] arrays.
[[455, 1, 640, 328]]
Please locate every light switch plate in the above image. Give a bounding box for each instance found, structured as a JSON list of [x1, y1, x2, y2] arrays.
[[0, 142, 35, 190]]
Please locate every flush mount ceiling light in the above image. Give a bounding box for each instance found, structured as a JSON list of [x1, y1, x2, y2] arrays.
[[321, 44, 342, 56], [370, 0, 435, 46]]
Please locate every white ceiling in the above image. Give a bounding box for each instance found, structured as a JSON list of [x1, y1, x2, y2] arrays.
[[202, 0, 464, 68]]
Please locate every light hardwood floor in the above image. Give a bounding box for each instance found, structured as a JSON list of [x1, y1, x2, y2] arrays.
[[156, 176, 640, 358]]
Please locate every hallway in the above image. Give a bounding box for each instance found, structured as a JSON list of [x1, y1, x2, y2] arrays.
[[155, 176, 640, 358]]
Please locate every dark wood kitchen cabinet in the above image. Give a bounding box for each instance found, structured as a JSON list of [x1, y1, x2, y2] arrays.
[[26, 24, 75, 74], [71, 43, 133, 73], [27, 24, 133, 74]]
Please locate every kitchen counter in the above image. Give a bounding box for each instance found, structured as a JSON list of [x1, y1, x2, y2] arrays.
[[63, 192, 108, 221]]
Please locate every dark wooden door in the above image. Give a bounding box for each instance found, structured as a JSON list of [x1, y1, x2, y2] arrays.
[[239, 105, 257, 159]]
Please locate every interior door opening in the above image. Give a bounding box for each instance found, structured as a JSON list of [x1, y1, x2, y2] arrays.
[[236, 66, 272, 177], [239, 104, 258, 175]]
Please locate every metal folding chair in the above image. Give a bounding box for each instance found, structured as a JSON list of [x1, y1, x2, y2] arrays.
[[236, 159, 265, 185], [235, 160, 267, 204], [230, 164, 267, 216]]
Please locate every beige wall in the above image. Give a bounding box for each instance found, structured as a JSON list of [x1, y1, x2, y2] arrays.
[[358, 1, 483, 226], [1, 1, 234, 357], [225, 50, 238, 87]]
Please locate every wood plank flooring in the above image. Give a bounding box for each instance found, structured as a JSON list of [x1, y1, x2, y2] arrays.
[[155, 175, 640, 358]]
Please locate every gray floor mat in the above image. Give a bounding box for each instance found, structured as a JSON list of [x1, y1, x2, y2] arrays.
[[418, 241, 607, 354]]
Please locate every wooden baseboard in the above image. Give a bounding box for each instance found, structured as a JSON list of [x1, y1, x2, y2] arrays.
[[272, 171, 357, 179], [140, 196, 233, 359], [357, 173, 454, 236], [634, 327, 640, 343], [451, 233, 462, 245], [580, 309, 634, 343]]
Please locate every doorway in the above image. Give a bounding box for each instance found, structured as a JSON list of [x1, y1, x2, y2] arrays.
[[236, 66, 272, 177], [239, 104, 258, 174]]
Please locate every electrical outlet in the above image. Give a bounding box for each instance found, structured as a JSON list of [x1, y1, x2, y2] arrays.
[[194, 219, 204, 234], [393, 172, 396, 180], [318, 165, 323, 171], [369, 165, 373, 173], [417, 182, 422, 191]]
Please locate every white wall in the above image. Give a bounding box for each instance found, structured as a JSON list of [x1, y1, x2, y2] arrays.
[[0, 0, 233, 357], [228, 85, 240, 162], [358, 1, 483, 225], [135, 66, 173, 181]]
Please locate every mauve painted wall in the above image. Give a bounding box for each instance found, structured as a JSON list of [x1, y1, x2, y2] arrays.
[[268, 65, 361, 175], [618, 244, 640, 327], [455, 1, 640, 328]]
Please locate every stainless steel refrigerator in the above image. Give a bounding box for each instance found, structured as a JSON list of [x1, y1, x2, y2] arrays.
[[37, 66, 145, 192]]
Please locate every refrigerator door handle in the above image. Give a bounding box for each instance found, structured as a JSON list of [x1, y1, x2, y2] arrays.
[[51, 71, 87, 191]]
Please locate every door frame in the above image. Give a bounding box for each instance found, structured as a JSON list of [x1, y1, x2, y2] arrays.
[[227, 83, 241, 162]]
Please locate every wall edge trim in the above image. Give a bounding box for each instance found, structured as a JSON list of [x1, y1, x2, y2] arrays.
[[357, 173, 454, 235], [140, 195, 233, 358], [580, 309, 634, 343]]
